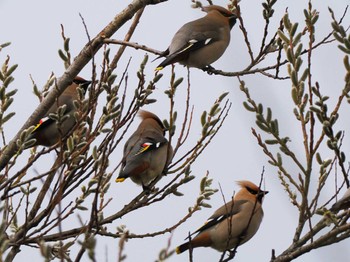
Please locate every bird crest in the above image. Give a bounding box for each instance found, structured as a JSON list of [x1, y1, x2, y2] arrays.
[[138, 110, 164, 129], [236, 180, 261, 192]]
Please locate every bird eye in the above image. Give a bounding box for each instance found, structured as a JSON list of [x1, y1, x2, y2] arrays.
[[73, 79, 82, 85], [246, 187, 258, 195], [220, 11, 234, 18]]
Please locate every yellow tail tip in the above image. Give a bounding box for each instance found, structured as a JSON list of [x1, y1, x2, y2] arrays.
[[155, 66, 163, 71], [115, 177, 126, 183], [33, 123, 41, 132], [175, 247, 181, 254]]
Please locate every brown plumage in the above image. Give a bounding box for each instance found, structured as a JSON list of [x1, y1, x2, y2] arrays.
[[116, 110, 173, 190], [28, 76, 91, 147], [176, 180, 268, 254], [155, 5, 237, 70]]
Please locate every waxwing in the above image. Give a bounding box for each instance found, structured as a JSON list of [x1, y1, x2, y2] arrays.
[[155, 5, 237, 70], [116, 110, 173, 190], [176, 180, 268, 254], [330, 187, 350, 212], [28, 76, 91, 147]]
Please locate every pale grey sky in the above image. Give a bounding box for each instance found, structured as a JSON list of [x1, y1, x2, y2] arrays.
[[1, 0, 350, 261]]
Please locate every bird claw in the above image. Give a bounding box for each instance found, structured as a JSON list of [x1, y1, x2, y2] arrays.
[[142, 184, 159, 194], [142, 184, 152, 193], [228, 249, 237, 257]]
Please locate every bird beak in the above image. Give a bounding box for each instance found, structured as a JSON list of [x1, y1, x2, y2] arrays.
[[116, 177, 126, 183], [257, 190, 268, 202], [258, 190, 269, 197]]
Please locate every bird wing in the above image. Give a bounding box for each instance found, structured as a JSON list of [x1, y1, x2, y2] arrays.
[[187, 200, 247, 238], [118, 134, 168, 181], [173, 16, 226, 54], [157, 34, 218, 69], [156, 18, 224, 70], [31, 92, 76, 134], [31, 116, 54, 134], [133, 134, 167, 156], [178, 37, 213, 54], [122, 130, 168, 160]]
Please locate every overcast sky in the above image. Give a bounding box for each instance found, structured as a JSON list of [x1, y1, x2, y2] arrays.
[[1, 0, 350, 261]]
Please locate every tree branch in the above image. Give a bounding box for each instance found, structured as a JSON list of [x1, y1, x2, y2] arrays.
[[0, 0, 168, 172]]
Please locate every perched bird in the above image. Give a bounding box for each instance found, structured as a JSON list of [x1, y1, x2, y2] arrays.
[[176, 180, 268, 254], [330, 187, 350, 212], [28, 76, 91, 147], [155, 5, 237, 71], [116, 110, 173, 190]]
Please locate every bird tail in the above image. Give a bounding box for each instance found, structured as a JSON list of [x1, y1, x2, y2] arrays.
[[152, 49, 171, 71], [151, 49, 169, 62], [155, 66, 164, 72], [115, 172, 128, 183], [115, 177, 126, 183], [155, 56, 174, 71], [151, 54, 163, 63], [175, 242, 189, 254]]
